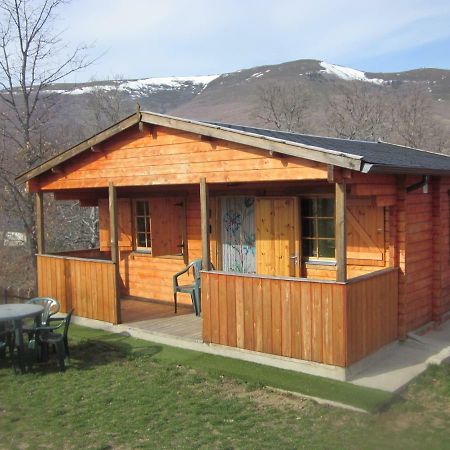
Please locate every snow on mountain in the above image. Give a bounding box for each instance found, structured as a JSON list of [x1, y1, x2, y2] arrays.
[[319, 62, 384, 85], [49, 74, 220, 97]]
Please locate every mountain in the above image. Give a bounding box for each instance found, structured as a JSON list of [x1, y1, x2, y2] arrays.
[[45, 59, 450, 143]]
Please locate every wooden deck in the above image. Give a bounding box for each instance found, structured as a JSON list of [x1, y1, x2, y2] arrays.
[[120, 298, 202, 342]]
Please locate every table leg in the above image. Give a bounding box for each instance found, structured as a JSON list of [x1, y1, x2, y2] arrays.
[[13, 319, 26, 374]]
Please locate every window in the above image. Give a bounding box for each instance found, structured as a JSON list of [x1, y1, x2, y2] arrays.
[[134, 200, 152, 252], [133, 197, 186, 258], [301, 197, 335, 260]]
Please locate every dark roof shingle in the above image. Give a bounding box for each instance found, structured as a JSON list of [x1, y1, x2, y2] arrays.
[[207, 122, 450, 173]]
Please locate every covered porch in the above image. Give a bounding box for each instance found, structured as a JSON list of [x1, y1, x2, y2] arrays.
[[34, 176, 399, 368]]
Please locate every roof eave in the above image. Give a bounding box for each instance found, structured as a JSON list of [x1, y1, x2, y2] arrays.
[[363, 163, 450, 176]]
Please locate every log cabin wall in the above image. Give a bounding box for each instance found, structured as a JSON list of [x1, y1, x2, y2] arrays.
[[395, 175, 450, 335], [36, 125, 329, 190], [401, 178, 433, 333], [432, 177, 450, 325]]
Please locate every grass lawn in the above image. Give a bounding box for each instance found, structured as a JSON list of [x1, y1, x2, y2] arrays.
[[0, 325, 449, 449]]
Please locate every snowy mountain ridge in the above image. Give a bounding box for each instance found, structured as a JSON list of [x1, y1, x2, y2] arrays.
[[48, 74, 219, 97], [46, 61, 390, 97]]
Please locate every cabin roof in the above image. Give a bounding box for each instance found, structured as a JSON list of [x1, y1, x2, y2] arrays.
[[207, 122, 450, 175], [16, 110, 450, 184]]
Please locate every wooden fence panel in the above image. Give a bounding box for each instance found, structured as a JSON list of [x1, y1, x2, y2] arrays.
[[346, 268, 398, 365], [201, 272, 347, 366], [202, 268, 398, 367], [37, 254, 117, 323]]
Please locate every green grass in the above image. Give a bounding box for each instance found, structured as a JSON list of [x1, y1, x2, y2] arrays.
[[1, 325, 450, 449], [71, 325, 391, 412]]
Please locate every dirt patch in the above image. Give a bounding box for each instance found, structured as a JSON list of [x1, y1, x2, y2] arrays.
[[213, 376, 312, 411]]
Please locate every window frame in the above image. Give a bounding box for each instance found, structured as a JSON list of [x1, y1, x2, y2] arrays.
[[133, 198, 153, 254], [301, 195, 336, 262]]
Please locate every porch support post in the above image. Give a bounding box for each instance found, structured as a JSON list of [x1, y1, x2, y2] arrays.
[[335, 181, 347, 282], [35, 191, 45, 254], [108, 182, 121, 324], [200, 177, 211, 270]]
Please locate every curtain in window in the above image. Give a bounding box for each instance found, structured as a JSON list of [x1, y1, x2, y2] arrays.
[[220, 197, 256, 273]]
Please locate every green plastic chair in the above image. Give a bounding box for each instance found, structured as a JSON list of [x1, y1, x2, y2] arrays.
[[173, 259, 203, 316], [0, 323, 14, 361], [32, 309, 74, 372]]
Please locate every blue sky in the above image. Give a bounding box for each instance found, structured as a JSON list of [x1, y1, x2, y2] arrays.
[[62, 0, 450, 81]]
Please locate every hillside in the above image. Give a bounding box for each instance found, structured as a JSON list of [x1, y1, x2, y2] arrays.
[[43, 58, 450, 143]]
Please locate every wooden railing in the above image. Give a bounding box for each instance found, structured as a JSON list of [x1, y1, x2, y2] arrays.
[[346, 268, 398, 365], [37, 253, 118, 324], [201, 268, 398, 367], [51, 248, 109, 259]]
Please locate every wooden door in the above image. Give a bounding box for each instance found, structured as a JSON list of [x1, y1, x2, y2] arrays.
[[255, 197, 299, 277]]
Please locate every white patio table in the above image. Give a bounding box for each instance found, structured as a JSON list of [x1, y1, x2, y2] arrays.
[[0, 303, 43, 373]]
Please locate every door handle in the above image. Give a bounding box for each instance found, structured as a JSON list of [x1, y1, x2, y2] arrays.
[[289, 254, 299, 265]]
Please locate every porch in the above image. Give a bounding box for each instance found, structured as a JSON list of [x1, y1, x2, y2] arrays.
[[36, 250, 199, 328], [36, 248, 398, 368]]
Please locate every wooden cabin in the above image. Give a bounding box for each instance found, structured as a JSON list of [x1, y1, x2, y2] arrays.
[[17, 111, 450, 369]]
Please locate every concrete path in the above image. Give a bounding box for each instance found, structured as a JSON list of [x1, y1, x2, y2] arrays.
[[349, 320, 450, 392]]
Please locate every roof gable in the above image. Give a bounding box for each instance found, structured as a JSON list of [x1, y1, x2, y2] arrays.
[[16, 110, 450, 185], [34, 121, 329, 190]]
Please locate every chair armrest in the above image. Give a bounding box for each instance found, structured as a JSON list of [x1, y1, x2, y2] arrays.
[[173, 264, 192, 287], [47, 317, 63, 323], [34, 321, 64, 333]]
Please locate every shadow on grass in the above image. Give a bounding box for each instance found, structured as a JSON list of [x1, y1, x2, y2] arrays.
[[69, 338, 163, 371], [21, 332, 164, 375]]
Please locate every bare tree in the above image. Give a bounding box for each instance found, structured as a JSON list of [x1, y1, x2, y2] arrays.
[[256, 82, 310, 132], [85, 75, 131, 132], [0, 0, 95, 264], [326, 82, 392, 141], [392, 84, 447, 150]]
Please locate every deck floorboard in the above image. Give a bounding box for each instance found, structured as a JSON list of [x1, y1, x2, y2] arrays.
[[120, 297, 201, 341]]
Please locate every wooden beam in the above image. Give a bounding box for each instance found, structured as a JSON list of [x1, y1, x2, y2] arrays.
[[335, 182, 347, 282], [35, 191, 45, 254], [327, 165, 335, 183], [200, 177, 211, 271], [108, 182, 121, 324]]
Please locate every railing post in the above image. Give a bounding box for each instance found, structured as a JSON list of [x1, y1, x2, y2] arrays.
[[335, 181, 347, 282], [109, 182, 121, 324], [35, 191, 45, 254], [200, 177, 211, 271]]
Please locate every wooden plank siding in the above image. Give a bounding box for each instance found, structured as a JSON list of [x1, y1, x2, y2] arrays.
[[202, 268, 398, 367], [202, 271, 347, 366], [346, 269, 399, 365], [432, 177, 450, 324], [37, 254, 118, 323], [36, 126, 329, 190]]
